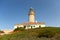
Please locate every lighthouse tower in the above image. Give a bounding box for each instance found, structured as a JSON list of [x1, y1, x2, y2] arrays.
[[28, 7, 35, 22]]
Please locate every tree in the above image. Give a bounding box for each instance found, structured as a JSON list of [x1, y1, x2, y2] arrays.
[[0, 31, 4, 33]]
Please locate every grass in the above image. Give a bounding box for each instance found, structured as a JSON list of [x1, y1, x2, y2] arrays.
[[0, 27, 60, 40]]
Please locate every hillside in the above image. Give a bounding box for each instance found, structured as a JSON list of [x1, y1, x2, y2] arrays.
[[0, 27, 60, 40]]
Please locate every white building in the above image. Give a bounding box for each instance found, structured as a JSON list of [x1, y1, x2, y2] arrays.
[[14, 7, 45, 29]]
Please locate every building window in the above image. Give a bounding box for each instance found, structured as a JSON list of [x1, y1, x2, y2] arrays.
[[34, 26, 35, 27], [39, 26, 41, 28], [24, 26, 26, 28], [31, 26, 32, 29]]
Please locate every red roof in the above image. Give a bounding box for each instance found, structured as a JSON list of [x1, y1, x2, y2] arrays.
[[15, 22, 45, 26], [20, 22, 45, 25]]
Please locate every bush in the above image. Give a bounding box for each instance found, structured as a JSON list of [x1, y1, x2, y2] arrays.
[[0, 31, 4, 33], [14, 27, 25, 32], [38, 29, 55, 38]]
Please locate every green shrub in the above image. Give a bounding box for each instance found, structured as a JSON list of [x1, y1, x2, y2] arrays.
[[0, 31, 4, 33], [38, 29, 55, 38], [14, 27, 25, 32]]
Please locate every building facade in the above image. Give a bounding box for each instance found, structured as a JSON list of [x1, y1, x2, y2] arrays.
[[14, 7, 45, 29]]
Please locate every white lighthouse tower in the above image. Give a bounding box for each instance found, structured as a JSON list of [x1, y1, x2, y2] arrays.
[[28, 7, 35, 22]]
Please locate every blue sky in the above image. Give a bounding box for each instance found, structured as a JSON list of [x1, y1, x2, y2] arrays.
[[0, 0, 60, 30]]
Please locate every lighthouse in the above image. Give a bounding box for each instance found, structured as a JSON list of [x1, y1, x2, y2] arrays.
[[28, 7, 35, 22], [14, 7, 45, 29]]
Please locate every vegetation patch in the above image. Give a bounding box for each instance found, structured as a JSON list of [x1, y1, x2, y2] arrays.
[[0, 27, 60, 40]]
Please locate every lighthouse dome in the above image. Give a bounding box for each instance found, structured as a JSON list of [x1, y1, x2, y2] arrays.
[[28, 7, 35, 15]]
